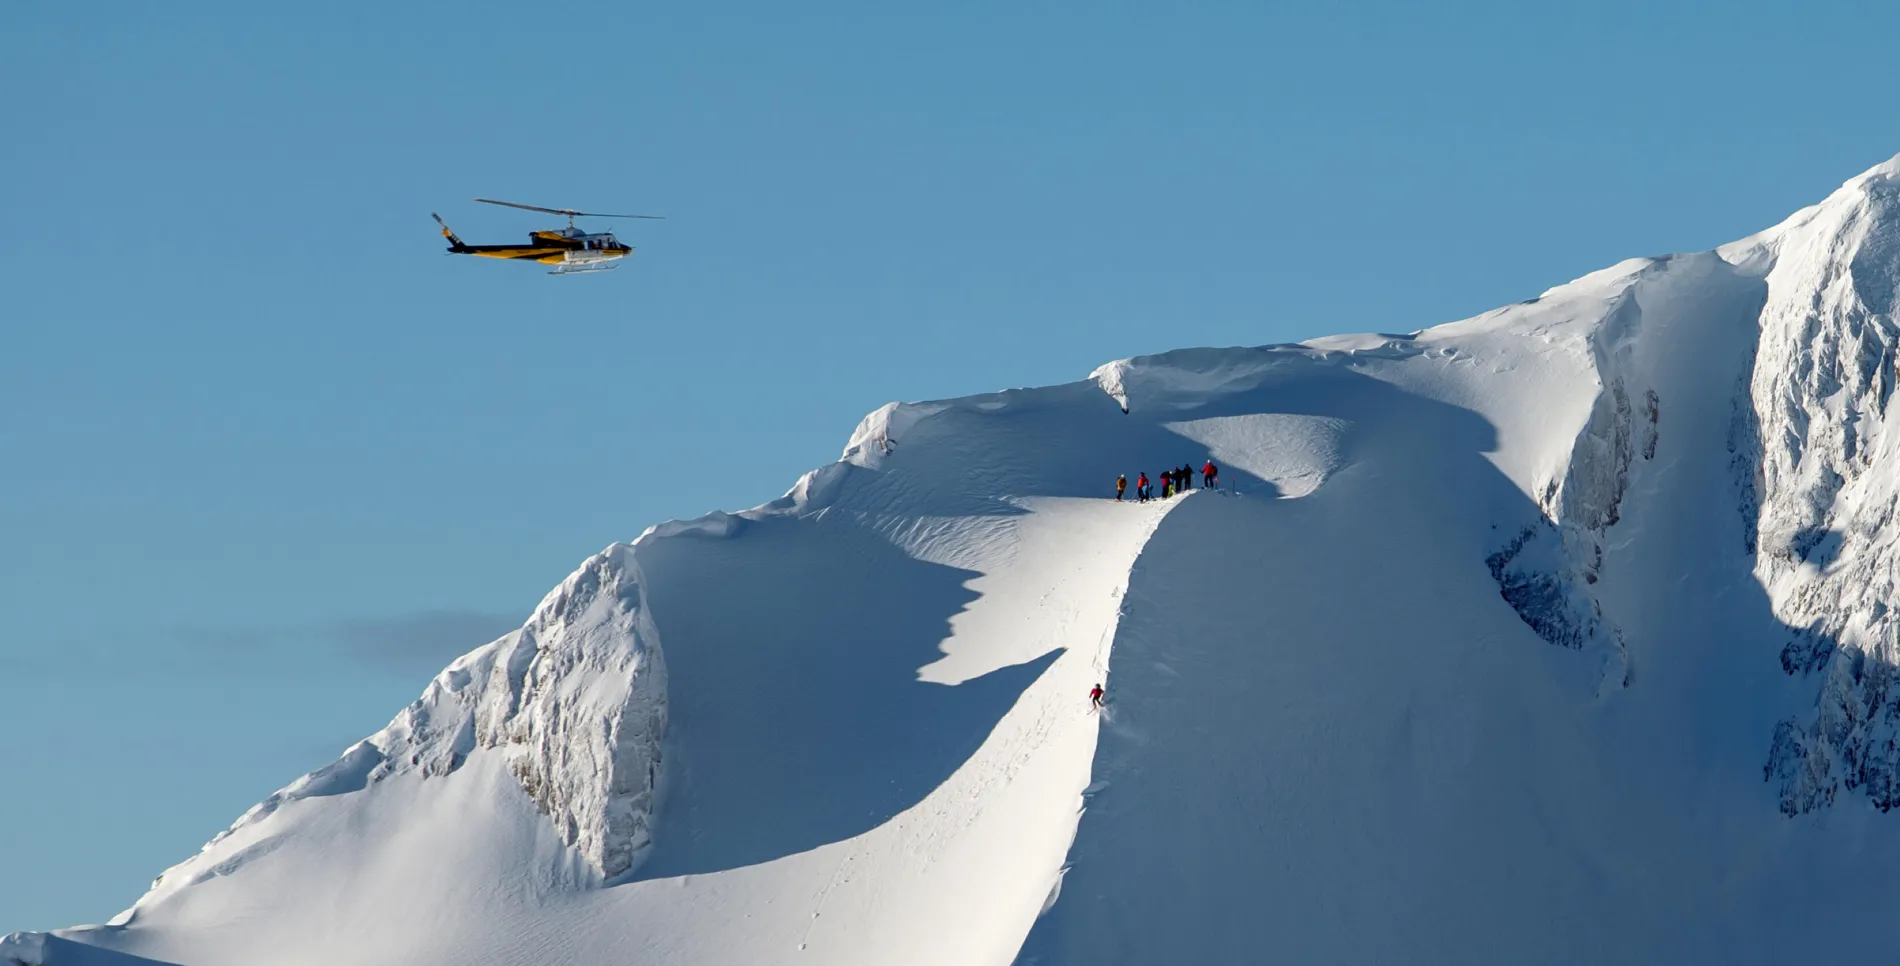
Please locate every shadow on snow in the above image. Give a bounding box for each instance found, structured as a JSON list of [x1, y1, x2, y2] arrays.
[[632, 515, 1059, 879]]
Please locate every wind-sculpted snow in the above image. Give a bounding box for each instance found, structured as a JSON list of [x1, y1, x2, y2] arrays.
[[34, 155, 1900, 965]]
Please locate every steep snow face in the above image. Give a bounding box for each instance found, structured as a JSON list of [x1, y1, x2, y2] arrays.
[[1479, 253, 1764, 691], [1733, 163, 1900, 813], [23, 155, 1900, 966]]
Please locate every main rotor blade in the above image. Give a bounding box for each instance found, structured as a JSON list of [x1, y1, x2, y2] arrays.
[[474, 198, 664, 220], [474, 198, 574, 216]]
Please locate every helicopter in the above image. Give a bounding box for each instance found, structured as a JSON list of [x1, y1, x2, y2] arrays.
[[432, 198, 662, 275]]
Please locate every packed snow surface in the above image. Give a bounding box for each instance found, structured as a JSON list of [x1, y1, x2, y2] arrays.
[[16, 157, 1900, 964]]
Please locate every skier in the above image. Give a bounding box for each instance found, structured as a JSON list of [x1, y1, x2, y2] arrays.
[[1162, 473, 1173, 499], [1136, 472, 1150, 502], [1202, 460, 1218, 490], [1089, 683, 1104, 709], [1116, 474, 1127, 501]]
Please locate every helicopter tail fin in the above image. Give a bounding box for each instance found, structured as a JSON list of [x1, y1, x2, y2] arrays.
[[431, 212, 469, 252]]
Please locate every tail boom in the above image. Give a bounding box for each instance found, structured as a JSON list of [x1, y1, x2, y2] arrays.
[[431, 212, 468, 252]]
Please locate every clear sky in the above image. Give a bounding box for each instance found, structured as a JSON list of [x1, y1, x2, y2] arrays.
[[4, 0, 1897, 932]]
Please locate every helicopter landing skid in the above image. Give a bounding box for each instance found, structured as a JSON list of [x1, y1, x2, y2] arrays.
[[548, 260, 621, 276]]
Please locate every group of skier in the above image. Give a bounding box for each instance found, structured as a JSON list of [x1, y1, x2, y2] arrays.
[[1115, 461, 1219, 502], [1092, 461, 1222, 711]]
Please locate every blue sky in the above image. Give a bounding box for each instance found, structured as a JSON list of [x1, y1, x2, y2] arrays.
[[3, 0, 1897, 931]]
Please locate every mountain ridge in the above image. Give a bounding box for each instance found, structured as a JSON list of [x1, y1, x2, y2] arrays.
[[14, 155, 1900, 965]]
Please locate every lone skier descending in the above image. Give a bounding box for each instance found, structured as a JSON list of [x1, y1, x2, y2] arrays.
[[1089, 683, 1104, 709]]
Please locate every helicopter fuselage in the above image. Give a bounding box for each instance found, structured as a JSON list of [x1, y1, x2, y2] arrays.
[[447, 227, 631, 264], [433, 203, 655, 275]]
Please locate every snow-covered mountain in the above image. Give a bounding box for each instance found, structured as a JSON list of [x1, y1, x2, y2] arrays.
[[16, 157, 1900, 965]]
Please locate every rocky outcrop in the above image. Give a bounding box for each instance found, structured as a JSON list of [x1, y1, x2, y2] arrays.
[[491, 546, 667, 879], [138, 544, 668, 900], [1484, 288, 1658, 690]]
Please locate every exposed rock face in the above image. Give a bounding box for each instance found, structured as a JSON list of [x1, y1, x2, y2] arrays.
[[1740, 163, 1900, 814], [1475, 165, 1900, 798]]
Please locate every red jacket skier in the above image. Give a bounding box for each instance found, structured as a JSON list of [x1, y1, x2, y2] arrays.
[[1136, 472, 1150, 502], [1089, 684, 1104, 708], [1202, 460, 1218, 489]]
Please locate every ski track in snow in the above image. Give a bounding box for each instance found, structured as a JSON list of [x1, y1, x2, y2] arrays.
[[19, 156, 1900, 964]]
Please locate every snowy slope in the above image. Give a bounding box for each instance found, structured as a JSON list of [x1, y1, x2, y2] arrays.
[[15, 157, 1900, 965]]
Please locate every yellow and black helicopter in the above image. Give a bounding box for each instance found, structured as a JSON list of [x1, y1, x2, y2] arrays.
[[432, 198, 662, 275]]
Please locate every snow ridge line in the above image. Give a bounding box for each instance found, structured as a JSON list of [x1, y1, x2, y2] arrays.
[[1026, 490, 1205, 933]]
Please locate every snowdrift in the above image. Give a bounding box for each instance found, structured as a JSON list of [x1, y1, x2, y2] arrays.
[[15, 157, 1900, 964]]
